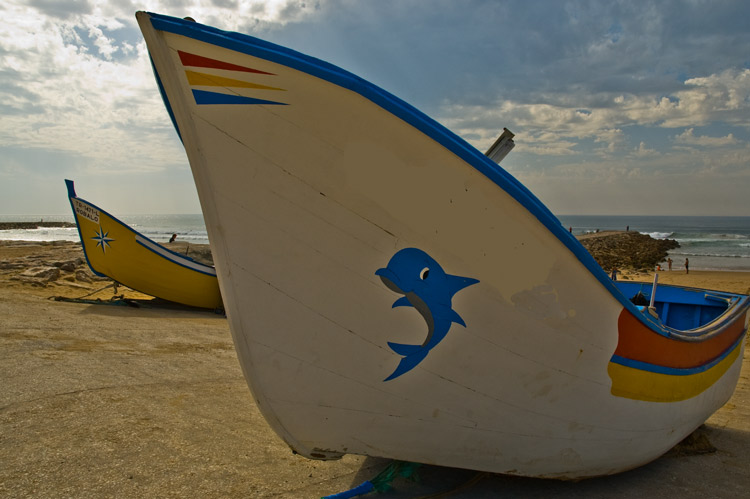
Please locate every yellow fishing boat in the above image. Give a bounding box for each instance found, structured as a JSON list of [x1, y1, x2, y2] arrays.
[[66, 179, 222, 309]]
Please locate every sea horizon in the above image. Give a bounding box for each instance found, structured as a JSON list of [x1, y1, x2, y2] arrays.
[[2, 213, 750, 272]]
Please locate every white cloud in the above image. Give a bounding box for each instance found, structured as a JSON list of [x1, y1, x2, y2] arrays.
[[603, 69, 750, 129], [674, 128, 738, 147], [685, 69, 750, 110], [0, 0, 326, 177], [633, 141, 659, 156], [1, 0, 749, 215], [124, 0, 319, 29], [87, 25, 117, 59], [0, 3, 174, 171], [440, 67, 750, 160], [505, 139, 750, 215]]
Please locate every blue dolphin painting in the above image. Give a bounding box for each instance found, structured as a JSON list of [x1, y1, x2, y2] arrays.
[[375, 248, 479, 381]]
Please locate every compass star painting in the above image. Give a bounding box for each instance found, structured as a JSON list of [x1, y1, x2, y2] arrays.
[[91, 227, 114, 253]]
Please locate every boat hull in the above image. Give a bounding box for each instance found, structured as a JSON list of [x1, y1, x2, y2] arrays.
[[66, 180, 222, 309], [137, 13, 749, 478]]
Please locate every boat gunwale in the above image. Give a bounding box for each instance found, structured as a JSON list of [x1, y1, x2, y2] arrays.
[[661, 294, 750, 341], [139, 12, 750, 340], [616, 280, 750, 340]]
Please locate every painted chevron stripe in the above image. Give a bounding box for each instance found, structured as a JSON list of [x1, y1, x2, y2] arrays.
[[178, 50, 274, 74], [191, 89, 286, 105], [185, 70, 285, 91], [179, 50, 286, 105]]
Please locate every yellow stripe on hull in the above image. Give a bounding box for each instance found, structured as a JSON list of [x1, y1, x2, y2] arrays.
[[185, 70, 285, 90], [608, 341, 743, 402]]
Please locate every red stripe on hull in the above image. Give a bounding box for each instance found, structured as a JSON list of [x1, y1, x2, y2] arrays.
[[178, 50, 274, 75]]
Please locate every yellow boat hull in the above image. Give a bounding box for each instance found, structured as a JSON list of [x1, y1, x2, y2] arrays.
[[66, 180, 222, 309]]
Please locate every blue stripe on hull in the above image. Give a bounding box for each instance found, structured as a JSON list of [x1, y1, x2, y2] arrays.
[[192, 89, 287, 106]]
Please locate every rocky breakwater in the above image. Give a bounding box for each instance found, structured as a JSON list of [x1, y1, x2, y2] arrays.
[[578, 231, 680, 272]]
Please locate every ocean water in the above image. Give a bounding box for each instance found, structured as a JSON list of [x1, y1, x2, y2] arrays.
[[2, 214, 749, 271], [0, 214, 210, 245], [559, 215, 750, 272]]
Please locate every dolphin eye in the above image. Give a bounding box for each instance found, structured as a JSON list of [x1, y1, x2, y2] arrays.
[[419, 267, 430, 280]]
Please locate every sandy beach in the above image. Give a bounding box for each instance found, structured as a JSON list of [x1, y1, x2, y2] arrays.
[[2, 240, 750, 498]]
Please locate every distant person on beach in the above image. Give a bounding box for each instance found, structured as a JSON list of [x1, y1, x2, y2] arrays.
[[685, 258, 689, 274], [610, 267, 618, 281], [169, 233, 177, 243], [667, 258, 673, 271], [626, 225, 629, 231]]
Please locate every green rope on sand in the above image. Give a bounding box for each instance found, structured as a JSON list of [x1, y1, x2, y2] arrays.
[[369, 461, 421, 493], [322, 461, 421, 499]]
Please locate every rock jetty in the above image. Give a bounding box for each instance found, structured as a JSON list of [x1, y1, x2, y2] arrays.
[[578, 231, 679, 272]]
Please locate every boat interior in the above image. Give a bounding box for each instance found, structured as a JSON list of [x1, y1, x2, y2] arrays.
[[615, 281, 741, 331]]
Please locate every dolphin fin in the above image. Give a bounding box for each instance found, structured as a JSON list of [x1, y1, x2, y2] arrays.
[[387, 341, 422, 356], [449, 308, 467, 327], [391, 296, 412, 309], [384, 348, 429, 381]]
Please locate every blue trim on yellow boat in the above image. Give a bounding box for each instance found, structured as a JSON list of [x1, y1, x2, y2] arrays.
[[66, 179, 107, 278], [135, 235, 216, 276]]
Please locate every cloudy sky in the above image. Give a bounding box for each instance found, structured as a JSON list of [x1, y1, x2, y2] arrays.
[[2, 0, 749, 216]]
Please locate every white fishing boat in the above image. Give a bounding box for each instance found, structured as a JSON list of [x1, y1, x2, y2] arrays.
[[137, 12, 749, 478]]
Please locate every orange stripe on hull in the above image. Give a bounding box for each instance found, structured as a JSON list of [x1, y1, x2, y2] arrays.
[[614, 309, 745, 369]]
